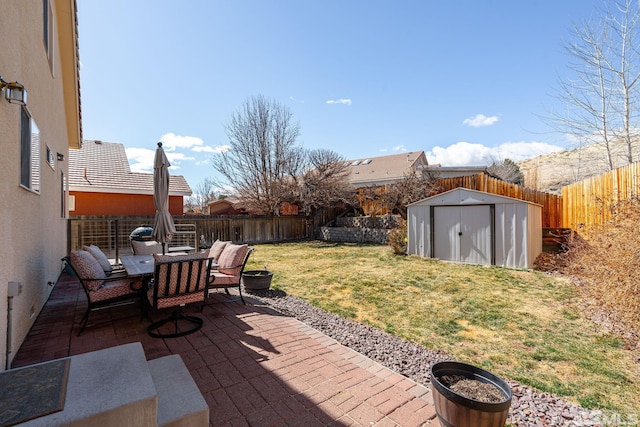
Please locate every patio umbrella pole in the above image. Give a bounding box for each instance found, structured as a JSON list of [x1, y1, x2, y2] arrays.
[[152, 142, 176, 255]]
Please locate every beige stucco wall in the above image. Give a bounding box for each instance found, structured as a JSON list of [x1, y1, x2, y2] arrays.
[[0, 0, 80, 370]]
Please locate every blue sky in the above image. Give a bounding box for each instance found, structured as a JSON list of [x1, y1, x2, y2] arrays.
[[77, 0, 606, 191]]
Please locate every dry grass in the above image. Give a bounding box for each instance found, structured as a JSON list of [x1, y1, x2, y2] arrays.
[[247, 241, 640, 411], [553, 197, 640, 329]]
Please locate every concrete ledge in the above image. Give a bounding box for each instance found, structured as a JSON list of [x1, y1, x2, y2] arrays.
[[21, 342, 157, 427], [148, 355, 208, 427]]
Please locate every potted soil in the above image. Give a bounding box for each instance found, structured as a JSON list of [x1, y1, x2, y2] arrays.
[[430, 361, 512, 427], [242, 270, 273, 291]]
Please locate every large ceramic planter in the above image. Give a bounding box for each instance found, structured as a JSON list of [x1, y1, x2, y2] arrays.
[[242, 270, 273, 291], [430, 361, 512, 427]]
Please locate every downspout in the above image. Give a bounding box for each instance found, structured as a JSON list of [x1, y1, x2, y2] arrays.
[[6, 281, 22, 370]]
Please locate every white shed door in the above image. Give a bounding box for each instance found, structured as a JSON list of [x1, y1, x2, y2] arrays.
[[433, 205, 493, 264]]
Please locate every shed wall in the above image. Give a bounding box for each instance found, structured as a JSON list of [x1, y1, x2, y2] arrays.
[[407, 189, 542, 269]]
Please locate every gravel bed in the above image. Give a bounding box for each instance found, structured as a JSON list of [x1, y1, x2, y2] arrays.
[[249, 290, 609, 427]]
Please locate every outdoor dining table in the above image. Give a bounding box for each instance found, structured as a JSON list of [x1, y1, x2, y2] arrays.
[[120, 253, 218, 279], [120, 254, 155, 277]]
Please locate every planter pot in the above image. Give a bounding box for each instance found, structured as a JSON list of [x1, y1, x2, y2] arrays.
[[430, 361, 512, 427], [242, 270, 273, 291]]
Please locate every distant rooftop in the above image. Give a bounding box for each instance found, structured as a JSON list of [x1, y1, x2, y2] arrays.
[[68, 140, 191, 195], [347, 151, 428, 186]]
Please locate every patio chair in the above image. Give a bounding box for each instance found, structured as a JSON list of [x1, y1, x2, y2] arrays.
[[207, 244, 253, 304], [146, 252, 214, 338], [64, 250, 143, 335]]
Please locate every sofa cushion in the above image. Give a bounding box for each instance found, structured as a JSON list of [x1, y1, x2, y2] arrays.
[[83, 245, 113, 274], [216, 244, 249, 276], [207, 240, 230, 261], [70, 250, 106, 291]]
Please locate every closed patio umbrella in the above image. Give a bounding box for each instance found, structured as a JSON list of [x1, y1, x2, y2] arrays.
[[152, 142, 176, 255]]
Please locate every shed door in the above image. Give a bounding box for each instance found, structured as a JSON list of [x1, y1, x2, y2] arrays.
[[432, 205, 494, 265]]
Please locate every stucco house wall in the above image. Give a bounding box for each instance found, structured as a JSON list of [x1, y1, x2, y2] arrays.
[[0, 0, 81, 370]]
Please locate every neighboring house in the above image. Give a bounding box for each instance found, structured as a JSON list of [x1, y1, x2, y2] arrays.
[[68, 140, 192, 216], [424, 165, 487, 179], [1, 0, 81, 370], [205, 196, 298, 216], [347, 151, 430, 187], [206, 196, 246, 216]]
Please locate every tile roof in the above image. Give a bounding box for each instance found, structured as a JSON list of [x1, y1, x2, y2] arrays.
[[347, 151, 428, 186], [68, 140, 191, 195]]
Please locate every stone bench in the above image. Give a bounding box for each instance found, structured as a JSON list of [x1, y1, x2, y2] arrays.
[[15, 342, 207, 427], [148, 355, 209, 427]]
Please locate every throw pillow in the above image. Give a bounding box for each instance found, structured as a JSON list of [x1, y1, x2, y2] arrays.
[[83, 245, 113, 275], [70, 250, 106, 291], [207, 240, 230, 261]]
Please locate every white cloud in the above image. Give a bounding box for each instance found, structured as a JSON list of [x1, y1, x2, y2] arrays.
[[159, 133, 204, 151], [126, 147, 155, 173], [392, 144, 407, 152], [192, 144, 230, 154], [426, 141, 564, 166], [126, 146, 195, 173], [463, 114, 500, 128], [326, 99, 352, 105]]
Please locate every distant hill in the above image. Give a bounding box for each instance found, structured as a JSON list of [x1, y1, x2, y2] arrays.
[[517, 138, 640, 194]]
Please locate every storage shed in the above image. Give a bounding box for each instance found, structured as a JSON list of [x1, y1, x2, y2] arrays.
[[407, 188, 542, 269]]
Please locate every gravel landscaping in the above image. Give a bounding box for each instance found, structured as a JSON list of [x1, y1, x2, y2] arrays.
[[250, 289, 612, 427]]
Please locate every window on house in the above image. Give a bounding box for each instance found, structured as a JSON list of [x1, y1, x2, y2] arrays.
[[20, 107, 41, 193], [43, 0, 54, 73]]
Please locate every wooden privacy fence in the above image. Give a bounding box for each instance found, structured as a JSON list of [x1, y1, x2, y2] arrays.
[[355, 173, 562, 227], [436, 173, 563, 228], [562, 161, 640, 230]]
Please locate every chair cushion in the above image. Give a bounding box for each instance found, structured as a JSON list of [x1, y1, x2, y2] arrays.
[[70, 250, 106, 291], [207, 240, 230, 261], [209, 271, 238, 287], [93, 278, 140, 302], [147, 289, 204, 310], [217, 244, 249, 276], [83, 245, 113, 274], [131, 240, 163, 255]]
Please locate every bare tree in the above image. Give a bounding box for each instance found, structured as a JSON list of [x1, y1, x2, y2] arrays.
[[359, 170, 441, 219], [212, 95, 304, 215], [486, 158, 524, 185], [295, 149, 356, 214], [548, 0, 640, 174], [190, 178, 218, 213]]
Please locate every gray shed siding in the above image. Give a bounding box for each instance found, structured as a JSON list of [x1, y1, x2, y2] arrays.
[[407, 188, 542, 269]]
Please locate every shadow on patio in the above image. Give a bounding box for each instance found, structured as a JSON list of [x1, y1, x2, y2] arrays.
[[12, 271, 437, 426]]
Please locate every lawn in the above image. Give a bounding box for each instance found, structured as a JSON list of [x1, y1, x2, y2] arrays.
[[245, 241, 640, 411]]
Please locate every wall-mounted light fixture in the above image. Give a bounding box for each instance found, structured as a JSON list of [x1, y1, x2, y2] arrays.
[[0, 75, 27, 105], [57, 152, 65, 161]]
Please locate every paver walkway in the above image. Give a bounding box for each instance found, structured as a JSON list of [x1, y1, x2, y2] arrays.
[[12, 272, 439, 426]]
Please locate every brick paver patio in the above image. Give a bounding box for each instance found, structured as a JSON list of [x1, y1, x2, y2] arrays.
[[12, 272, 439, 426]]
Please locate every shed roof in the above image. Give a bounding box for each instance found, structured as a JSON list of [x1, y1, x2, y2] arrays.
[[408, 187, 542, 207], [68, 140, 191, 196]]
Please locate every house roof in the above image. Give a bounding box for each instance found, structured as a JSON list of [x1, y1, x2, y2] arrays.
[[68, 140, 192, 196], [347, 151, 428, 186]]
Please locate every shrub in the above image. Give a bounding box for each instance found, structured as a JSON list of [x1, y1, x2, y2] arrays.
[[559, 197, 640, 326], [388, 219, 407, 255]]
